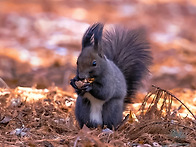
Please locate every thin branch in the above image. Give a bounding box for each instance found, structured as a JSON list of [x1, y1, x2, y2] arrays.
[[0, 78, 10, 89], [152, 85, 196, 120], [115, 114, 130, 130]]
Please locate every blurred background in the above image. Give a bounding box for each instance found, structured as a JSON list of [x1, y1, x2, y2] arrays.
[[0, 0, 196, 93]]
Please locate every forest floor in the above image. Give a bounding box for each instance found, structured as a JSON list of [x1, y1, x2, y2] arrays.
[[0, 0, 196, 146], [0, 86, 196, 146]]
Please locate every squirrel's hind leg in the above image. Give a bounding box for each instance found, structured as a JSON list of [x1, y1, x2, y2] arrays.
[[102, 98, 124, 129]]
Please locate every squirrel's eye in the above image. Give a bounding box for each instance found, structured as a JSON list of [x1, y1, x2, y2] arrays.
[[92, 60, 97, 66]]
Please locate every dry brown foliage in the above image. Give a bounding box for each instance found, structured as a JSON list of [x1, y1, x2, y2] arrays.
[[0, 85, 195, 146]]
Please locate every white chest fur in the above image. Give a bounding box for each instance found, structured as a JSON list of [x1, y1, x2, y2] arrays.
[[84, 92, 105, 125]]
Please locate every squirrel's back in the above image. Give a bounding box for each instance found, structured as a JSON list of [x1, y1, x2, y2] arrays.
[[102, 26, 152, 100]]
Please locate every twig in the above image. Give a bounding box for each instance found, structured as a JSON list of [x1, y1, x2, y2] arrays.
[[74, 136, 80, 147], [152, 85, 196, 120], [0, 78, 10, 89], [115, 114, 130, 130]]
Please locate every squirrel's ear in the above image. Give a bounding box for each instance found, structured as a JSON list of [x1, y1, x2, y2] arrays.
[[93, 23, 104, 51], [82, 23, 104, 50]]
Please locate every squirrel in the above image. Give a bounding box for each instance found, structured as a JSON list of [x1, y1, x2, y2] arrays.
[[70, 23, 152, 129]]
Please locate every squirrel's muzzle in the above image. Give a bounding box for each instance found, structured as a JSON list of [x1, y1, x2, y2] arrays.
[[78, 73, 89, 80]]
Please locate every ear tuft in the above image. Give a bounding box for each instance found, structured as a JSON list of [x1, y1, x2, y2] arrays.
[[82, 23, 104, 49]]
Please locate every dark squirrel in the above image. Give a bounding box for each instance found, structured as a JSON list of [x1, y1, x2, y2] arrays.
[[70, 23, 152, 129]]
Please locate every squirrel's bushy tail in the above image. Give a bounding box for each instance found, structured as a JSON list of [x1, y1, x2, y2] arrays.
[[81, 23, 152, 100], [102, 25, 152, 99]]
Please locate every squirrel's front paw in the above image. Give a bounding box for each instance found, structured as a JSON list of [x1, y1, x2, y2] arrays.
[[70, 78, 78, 89], [81, 83, 92, 92], [70, 77, 93, 94]]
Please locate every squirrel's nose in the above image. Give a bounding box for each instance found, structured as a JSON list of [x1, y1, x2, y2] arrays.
[[79, 73, 88, 80]]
